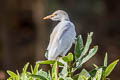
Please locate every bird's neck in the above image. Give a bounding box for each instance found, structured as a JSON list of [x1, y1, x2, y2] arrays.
[[60, 16, 70, 21], [60, 17, 70, 22]]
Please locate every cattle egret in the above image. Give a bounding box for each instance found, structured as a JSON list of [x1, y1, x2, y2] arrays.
[[43, 10, 76, 60]]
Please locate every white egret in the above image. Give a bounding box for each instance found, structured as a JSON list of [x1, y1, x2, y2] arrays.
[[43, 10, 76, 60]]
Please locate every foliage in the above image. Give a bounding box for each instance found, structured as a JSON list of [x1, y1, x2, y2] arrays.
[[7, 32, 119, 80]]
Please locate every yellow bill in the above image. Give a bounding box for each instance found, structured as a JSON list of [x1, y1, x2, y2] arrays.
[[43, 14, 56, 20]]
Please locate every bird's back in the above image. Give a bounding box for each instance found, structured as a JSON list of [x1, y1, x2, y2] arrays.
[[47, 21, 76, 60]]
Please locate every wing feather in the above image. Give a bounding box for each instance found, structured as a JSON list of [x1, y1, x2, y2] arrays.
[[47, 26, 58, 50], [47, 22, 76, 60]]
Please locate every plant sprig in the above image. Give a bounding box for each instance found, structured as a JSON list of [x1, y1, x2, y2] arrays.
[[7, 32, 119, 80]]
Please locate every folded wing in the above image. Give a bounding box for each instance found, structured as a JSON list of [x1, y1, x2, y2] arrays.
[[47, 22, 76, 60]]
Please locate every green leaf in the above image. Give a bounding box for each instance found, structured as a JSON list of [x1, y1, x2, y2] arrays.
[[95, 68, 102, 80], [8, 77, 14, 80], [30, 75, 47, 80], [38, 69, 49, 79], [16, 70, 20, 76], [78, 69, 90, 80], [89, 69, 97, 77], [75, 35, 84, 59], [30, 69, 49, 80], [16, 70, 20, 80], [104, 59, 119, 77], [62, 53, 73, 62], [64, 77, 73, 80], [81, 76, 87, 80], [75, 32, 94, 69], [7, 70, 17, 77], [93, 64, 99, 68], [37, 60, 64, 66], [7, 70, 21, 80], [33, 63, 39, 74], [30, 65, 34, 74], [52, 61, 58, 80], [22, 62, 29, 80], [92, 77, 96, 80], [80, 46, 98, 65], [59, 77, 64, 80], [104, 53, 108, 67], [76, 46, 98, 69], [23, 62, 29, 73], [72, 74, 79, 80], [79, 32, 93, 60], [60, 64, 68, 78], [59, 77, 73, 80], [48, 71, 52, 80], [89, 66, 106, 78]]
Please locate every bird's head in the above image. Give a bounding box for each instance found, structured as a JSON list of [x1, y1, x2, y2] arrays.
[[43, 10, 69, 21]]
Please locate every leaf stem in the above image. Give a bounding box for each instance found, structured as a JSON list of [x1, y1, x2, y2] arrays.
[[68, 62, 72, 77]]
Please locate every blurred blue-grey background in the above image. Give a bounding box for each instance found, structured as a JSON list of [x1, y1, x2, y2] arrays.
[[0, 0, 120, 79]]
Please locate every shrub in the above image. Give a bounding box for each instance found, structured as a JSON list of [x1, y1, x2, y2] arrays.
[[7, 32, 119, 80]]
